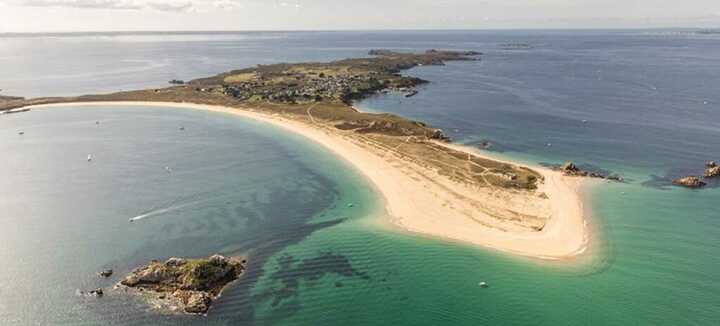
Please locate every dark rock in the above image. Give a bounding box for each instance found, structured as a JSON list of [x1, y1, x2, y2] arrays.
[[429, 129, 450, 142], [606, 175, 624, 182], [706, 166, 720, 178], [561, 162, 579, 173], [560, 162, 586, 176], [705, 161, 719, 178], [673, 176, 706, 188], [478, 140, 492, 149], [89, 288, 104, 297], [557, 161, 623, 182]]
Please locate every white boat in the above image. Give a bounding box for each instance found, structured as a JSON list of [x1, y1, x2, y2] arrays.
[[87, 154, 93, 162]]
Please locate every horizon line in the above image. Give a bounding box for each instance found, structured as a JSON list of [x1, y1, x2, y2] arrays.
[[1, 26, 717, 36]]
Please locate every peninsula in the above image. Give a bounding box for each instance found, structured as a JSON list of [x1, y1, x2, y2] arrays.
[[1, 50, 590, 259]]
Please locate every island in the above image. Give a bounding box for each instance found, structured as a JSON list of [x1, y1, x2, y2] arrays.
[[117, 255, 247, 314], [671, 161, 719, 188], [1, 49, 592, 259], [673, 176, 706, 188]]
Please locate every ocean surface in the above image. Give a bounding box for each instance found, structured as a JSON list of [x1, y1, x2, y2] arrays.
[[1, 30, 719, 325]]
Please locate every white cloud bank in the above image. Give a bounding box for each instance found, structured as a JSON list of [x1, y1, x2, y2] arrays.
[[22, 0, 142, 10], [20, 0, 197, 11], [2, 0, 720, 32]]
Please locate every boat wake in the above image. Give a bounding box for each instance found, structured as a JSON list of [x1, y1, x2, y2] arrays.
[[129, 197, 209, 222]]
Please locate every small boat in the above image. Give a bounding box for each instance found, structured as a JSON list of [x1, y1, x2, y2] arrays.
[[582, 119, 588, 124], [87, 154, 93, 162], [347, 203, 354, 208], [18, 131, 24, 135], [179, 126, 185, 131], [165, 166, 172, 173], [478, 281, 489, 288]]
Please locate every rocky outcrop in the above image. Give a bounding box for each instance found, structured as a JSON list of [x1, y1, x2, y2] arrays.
[[559, 161, 623, 181], [672, 176, 706, 188], [429, 129, 451, 142], [405, 90, 419, 98], [705, 161, 719, 178], [118, 254, 247, 315], [174, 290, 212, 314], [560, 162, 581, 174]]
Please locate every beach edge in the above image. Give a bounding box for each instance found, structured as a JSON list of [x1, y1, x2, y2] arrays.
[[27, 101, 592, 260]]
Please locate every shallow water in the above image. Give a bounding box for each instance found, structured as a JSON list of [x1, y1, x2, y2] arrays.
[[1, 31, 719, 325]]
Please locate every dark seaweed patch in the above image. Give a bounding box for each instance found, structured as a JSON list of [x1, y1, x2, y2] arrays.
[[255, 252, 371, 308]]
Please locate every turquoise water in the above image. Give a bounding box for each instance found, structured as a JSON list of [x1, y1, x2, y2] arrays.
[[1, 31, 719, 325], [0, 105, 381, 325]]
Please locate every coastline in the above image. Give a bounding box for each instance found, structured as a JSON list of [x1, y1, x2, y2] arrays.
[[28, 101, 591, 260]]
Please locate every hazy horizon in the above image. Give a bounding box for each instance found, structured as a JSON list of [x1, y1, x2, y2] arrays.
[[1, 27, 720, 35], [1, 0, 719, 33]]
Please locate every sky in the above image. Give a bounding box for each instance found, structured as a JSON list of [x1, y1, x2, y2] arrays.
[[0, 0, 719, 33]]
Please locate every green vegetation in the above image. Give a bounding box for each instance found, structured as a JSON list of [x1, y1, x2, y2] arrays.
[[179, 258, 235, 291]]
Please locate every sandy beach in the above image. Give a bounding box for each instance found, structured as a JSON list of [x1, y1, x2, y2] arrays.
[[29, 101, 590, 260]]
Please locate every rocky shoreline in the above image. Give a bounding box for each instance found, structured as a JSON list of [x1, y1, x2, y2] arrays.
[[115, 254, 247, 315], [672, 161, 719, 189], [555, 161, 623, 182]]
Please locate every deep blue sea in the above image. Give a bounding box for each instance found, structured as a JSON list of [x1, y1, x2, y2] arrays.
[[1, 30, 719, 325]]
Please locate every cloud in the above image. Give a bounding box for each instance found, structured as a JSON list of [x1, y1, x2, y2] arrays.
[[273, 0, 301, 9], [212, 0, 242, 10], [19, 0, 199, 12], [21, 0, 142, 9], [147, 0, 192, 12]]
